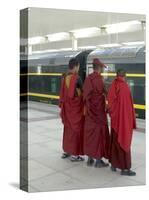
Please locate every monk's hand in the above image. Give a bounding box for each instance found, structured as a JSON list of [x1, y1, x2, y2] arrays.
[[105, 100, 108, 113], [59, 101, 63, 108], [83, 106, 86, 116], [105, 106, 108, 113]]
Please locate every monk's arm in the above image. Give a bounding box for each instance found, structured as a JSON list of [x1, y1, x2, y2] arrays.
[[102, 80, 109, 112], [76, 77, 83, 91], [102, 78, 108, 96], [59, 76, 65, 108]]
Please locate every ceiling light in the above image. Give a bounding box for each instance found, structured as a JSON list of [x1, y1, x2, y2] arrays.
[[32, 49, 59, 54], [46, 32, 70, 42], [103, 20, 141, 34], [122, 41, 145, 46], [98, 43, 121, 48], [70, 27, 100, 38], [78, 46, 96, 49], [59, 48, 72, 51]]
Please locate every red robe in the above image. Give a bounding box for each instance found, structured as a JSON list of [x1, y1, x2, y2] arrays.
[[83, 71, 110, 159], [59, 73, 84, 156], [107, 76, 136, 169]]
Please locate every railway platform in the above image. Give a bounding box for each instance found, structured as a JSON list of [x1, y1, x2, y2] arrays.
[[20, 101, 146, 192]]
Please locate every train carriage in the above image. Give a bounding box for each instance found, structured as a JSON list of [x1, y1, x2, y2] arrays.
[[20, 50, 91, 104], [86, 45, 145, 119], [20, 45, 145, 119]]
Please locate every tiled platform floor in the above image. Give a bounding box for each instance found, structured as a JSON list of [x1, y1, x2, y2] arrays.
[[21, 101, 146, 192]]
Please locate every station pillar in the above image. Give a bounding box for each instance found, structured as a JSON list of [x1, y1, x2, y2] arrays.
[[28, 45, 32, 55], [70, 33, 78, 50]]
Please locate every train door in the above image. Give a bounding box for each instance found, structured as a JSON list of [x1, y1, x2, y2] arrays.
[[77, 50, 93, 82], [78, 55, 86, 82]]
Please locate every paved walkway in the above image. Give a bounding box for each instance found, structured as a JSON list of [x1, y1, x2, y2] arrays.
[[21, 101, 146, 192]]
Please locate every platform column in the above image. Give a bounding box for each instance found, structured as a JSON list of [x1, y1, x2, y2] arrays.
[[70, 33, 78, 50]]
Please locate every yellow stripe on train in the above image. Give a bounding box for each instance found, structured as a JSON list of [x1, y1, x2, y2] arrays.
[[20, 92, 145, 110], [20, 73, 145, 77], [134, 104, 145, 110], [101, 73, 145, 77], [27, 92, 59, 99]]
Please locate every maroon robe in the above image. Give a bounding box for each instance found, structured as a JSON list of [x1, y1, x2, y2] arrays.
[[107, 76, 136, 169], [59, 73, 84, 156], [83, 71, 110, 159]]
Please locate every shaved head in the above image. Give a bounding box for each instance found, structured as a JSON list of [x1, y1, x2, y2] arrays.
[[116, 69, 126, 77]]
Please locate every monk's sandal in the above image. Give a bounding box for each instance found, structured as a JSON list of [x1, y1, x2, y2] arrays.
[[111, 166, 117, 172], [70, 156, 85, 162], [95, 159, 109, 168], [61, 153, 70, 159], [121, 169, 136, 176], [87, 157, 94, 166]]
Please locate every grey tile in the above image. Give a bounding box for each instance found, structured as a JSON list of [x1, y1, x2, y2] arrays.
[[131, 153, 145, 169], [103, 176, 144, 188], [38, 139, 62, 153], [127, 165, 146, 184], [28, 160, 55, 181], [20, 158, 55, 181], [132, 132, 145, 146], [41, 130, 63, 141], [25, 102, 146, 191], [29, 172, 90, 192], [28, 133, 51, 145], [28, 186, 39, 193], [63, 164, 120, 186], [28, 144, 53, 159], [33, 153, 81, 172]]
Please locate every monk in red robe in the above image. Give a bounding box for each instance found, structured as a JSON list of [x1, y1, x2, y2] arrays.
[[59, 58, 84, 162], [83, 58, 110, 167], [107, 69, 136, 176]]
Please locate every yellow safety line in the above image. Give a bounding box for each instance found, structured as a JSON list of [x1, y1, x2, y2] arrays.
[[20, 92, 145, 110], [20, 73, 145, 77]]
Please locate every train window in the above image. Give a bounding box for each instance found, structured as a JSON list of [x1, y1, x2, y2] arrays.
[[37, 65, 42, 74], [127, 79, 134, 96], [127, 77, 145, 105], [88, 66, 93, 74], [115, 64, 145, 73], [103, 64, 115, 80], [105, 64, 115, 72], [49, 58, 56, 64], [104, 76, 145, 101], [51, 78, 57, 93], [87, 63, 115, 75]]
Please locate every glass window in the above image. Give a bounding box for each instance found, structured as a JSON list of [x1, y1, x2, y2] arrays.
[[51, 78, 57, 93]]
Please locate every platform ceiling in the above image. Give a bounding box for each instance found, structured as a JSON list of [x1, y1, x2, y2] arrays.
[[20, 7, 146, 52]]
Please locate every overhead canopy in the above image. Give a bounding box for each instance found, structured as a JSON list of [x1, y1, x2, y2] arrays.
[[27, 50, 82, 66], [20, 8, 145, 53], [87, 45, 145, 64]]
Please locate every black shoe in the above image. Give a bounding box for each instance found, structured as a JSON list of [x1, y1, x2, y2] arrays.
[[61, 152, 70, 159], [95, 159, 109, 168], [70, 156, 85, 162], [121, 169, 136, 176], [111, 166, 117, 172], [87, 157, 94, 166]]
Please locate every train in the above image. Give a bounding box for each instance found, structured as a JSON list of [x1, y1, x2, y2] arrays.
[[20, 45, 145, 119]]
